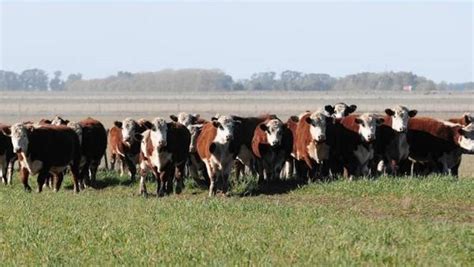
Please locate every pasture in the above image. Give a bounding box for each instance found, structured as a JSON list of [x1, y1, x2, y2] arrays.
[[0, 91, 473, 265]]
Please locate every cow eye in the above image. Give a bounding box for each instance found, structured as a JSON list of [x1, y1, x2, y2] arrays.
[[219, 125, 224, 130]]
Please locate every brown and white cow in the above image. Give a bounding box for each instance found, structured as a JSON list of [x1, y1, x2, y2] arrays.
[[196, 115, 240, 196], [251, 118, 293, 183], [404, 117, 474, 176], [139, 118, 191, 197], [332, 113, 384, 179], [374, 105, 417, 175], [2, 123, 81, 192], [108, 118, 152, 181], [332, 103, 357, 119], [293, 107, 335, 181], [0, 124, 15, 184]]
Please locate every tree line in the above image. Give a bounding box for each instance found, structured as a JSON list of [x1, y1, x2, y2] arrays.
[[0, 68, 472, 92]]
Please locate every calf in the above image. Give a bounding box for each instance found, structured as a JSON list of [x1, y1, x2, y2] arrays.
[[108, 118, 152, 181], [374, 105, 417, 175], [251, 118, 293, 183], [2, 123, 81, 192], [72, 118, 107, 187], [0, 124, 15, 184], [293, 107, 335, 181], [404, 117, 474, 176], [139, 118, 191, 197], [332, 103, 357, 119], [196, 116, 240, 196], [333, 113, 384, 179]]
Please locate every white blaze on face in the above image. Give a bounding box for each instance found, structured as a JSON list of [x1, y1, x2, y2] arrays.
[[306, 110, 329, 142], [151, 117, 168, 149], [459, 123, 474, 152], [356, 113, 383, 142], [10, 123, 29, 153], [51, 116, 64, 126], [262, 119, 283, 146], [333, 103, 347, 119], [213, 116, 236, 144], [386, 105, 417, 132], [188, 124, 203, 152], [177, 112, 194, 127], [121, 118, 137, 142]]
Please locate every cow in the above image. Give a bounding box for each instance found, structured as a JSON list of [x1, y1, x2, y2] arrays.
[[138, 118, 191, 197], [108, 118, 152, 181], [70, 118, 108, 187], [196, 115, 240, 196], [231, 114, 277, 180], [332, 103, 357, 119], [332, 113, 384, 179], [293, 106, 335, 181], [280, 115, 299, 179], [51, 115, 70, 126], [0, 124, 15, 185], [251, 117, 293, 183], [402, 117, 474, 176], [373, 105, 417, 175], [1, 123, 81, 192], [169, 112, 208, 180]]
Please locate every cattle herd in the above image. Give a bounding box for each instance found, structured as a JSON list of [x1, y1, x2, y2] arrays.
[[0, 103, 473, 197]]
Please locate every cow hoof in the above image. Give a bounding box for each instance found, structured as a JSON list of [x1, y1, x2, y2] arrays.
[[24, 186, 32, 192], [140, 191, 148, 198]]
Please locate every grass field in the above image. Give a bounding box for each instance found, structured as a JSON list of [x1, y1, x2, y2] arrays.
[[0, 172, 472, 265]]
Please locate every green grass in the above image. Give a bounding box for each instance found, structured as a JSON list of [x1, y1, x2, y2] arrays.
[[0, 172, 472, 266]]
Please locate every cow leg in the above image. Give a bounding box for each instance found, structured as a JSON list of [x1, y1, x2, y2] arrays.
[[139, 165, 149, 197], [19, 167, 31, 192], [89, 159, 100, 183], [70, 165, 80, 193], [206, 164, 217, 197], [53, 173, 64, 192], [79, 161, 90, 190], [110, 153, 116, 171], [125, 158, 136, 182], [37, 171, 49, 193], [451, 162, 460, 178], [234, 160, 244, 181], [175, 164, 185, 194], [0, 160, 6, 184], [157, 170, 167, 197], [6, 160, 15, 185], [255, 159, 265, 184]]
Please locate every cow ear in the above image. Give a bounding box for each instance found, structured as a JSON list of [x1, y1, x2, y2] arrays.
[[385, 109, 395, 116], [144, 121, 153, 129], [376, 118, 385, 125], [209, 143, 216, 153], [347, 105, 357, 114], [44, 119, 52, 124], [408, 110, 418, 118], [464, 113, 471, 124], [355, 118, 363, 124], [64, 120, 70, 125], [305, 117, 312, 125], [324, 105, 335, 114], [212, 121, 220, 128], [259, 124, 268, 132], [169, 115, 178, 122], [1, 127, 11, 136], [114, 121, 122, 128]]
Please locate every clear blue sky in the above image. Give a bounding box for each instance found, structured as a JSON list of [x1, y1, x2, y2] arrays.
[[1, 1, 472, 82]]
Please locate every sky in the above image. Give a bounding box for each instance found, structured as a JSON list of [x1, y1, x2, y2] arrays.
[[0, 1, 472, 83]]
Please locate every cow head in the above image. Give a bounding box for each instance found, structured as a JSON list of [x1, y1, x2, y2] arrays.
[[121, 118, 139, 144], [67, 121, 83, 145], [463, 113, 473, 125], [212, 115, 238, 144], [333, 103, 357, 119], [458, 123, 474, 152], [188, 124, 203, 152], [385, 105, 417, 132], [51, 115, 69, 126], [355, 113, 384, 142], [9, 123, 30, 154], [304, 108, 332, 143], [170, 112, 201, 127], [260, 119, 284, 146], [150, 117, 168, 150]]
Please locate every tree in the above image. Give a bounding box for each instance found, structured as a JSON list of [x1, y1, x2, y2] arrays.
[[0, 70, 21, 91], [49, 71, 65, 91], [19, 69, 48, 91]]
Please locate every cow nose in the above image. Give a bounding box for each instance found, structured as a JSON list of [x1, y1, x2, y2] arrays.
[[226, 135, 233, 141], [399, 126, 406, 132], [367, 134, 375, 141], [272, 140, 279, 146], [318, 135, 326, 141]]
